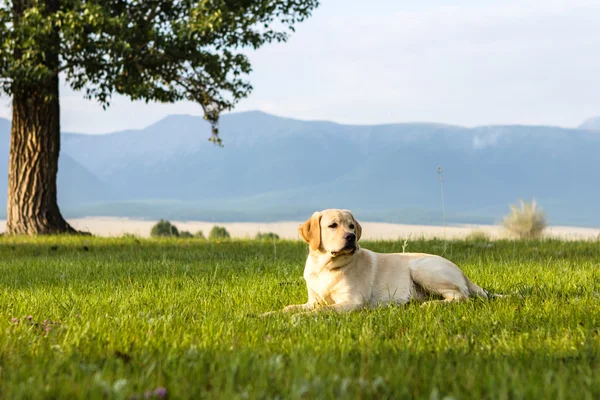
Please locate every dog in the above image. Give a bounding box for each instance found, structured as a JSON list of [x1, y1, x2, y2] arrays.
[[263, 209, 489, 315]]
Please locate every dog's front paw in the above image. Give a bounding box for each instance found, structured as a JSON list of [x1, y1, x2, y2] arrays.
[[282, 305, 300, 313]]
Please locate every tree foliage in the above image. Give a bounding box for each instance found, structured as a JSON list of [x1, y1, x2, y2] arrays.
[[209, 225, 230, 240], [150, 219, 179, 237], [0, 0, 319, 143]]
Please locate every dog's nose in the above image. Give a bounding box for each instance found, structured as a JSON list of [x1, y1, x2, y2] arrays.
[[345, 232, 356, 242]]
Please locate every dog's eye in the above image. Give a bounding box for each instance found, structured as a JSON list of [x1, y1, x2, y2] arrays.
[[329, 223, 338, 229], [349, 224, 355, 230]]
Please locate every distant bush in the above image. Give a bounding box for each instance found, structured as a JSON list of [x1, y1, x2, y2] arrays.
[[466, 230, 490, 242], [194, 231, 206, 240], [150, 220, 179, 238], [503, 200, 547, 239], [256, 232, 280, 241], [179, 231, 193, 238], [209, 226, 230, 240]]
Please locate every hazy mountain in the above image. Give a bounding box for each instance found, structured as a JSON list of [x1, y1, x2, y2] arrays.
[[1, 112, 599, 226], [0, 128, 116, 214], [579, 117, 600, 131], [0, 118, 9, 134]]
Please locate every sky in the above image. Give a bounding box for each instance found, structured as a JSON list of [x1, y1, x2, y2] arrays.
[[1, 0, 600, 133]]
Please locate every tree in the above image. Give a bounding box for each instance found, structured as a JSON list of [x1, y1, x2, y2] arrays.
[[209, 226, 230, 240], [0, 0, 319, 234], [179, 230, 193, 238], [150, 219, 179, 238]]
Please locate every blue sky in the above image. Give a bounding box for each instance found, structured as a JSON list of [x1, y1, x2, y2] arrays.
[[1, 0, 599, 133]]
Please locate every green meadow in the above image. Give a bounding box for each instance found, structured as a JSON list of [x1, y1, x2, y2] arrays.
[[1, 236, 599, 399]]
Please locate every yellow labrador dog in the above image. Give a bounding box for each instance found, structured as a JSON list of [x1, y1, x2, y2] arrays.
[[264, 209, 488, 315]]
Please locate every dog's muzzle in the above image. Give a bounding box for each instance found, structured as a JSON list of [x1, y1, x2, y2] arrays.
[[331, 243, 357, 257]]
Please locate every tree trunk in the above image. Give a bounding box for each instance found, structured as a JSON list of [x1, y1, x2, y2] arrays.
[[6, 0, 78, 235], [6, 83, 78, 235]]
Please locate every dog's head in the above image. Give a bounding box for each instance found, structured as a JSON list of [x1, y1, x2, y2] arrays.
[[298, 209, 362, 256]]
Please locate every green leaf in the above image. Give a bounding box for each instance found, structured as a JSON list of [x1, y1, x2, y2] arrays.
[[0, 0, 320, 144]]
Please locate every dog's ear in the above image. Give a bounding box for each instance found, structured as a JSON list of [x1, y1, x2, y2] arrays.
[[351, 215, 362, 241], [299, 212, 322, 251]]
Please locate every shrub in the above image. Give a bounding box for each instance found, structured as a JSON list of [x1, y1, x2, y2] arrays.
[[150, 220, 179, 238], [502, 199, 547, 239], [209, 226, 230, 240], [256, 232, 280, 241], [179, 231, 193, 238], [466, 230, 490, 242], [194, 231, 206, 240]]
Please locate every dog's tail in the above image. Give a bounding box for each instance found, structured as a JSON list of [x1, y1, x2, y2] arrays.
[[466, 278, 490, 299]]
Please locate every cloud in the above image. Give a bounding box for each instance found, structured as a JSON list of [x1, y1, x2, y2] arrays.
[[234, 0, 600, 127]]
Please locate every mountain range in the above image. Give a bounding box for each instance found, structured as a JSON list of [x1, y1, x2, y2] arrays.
[[579, 117, 600, 132], [1, 111, 599, 226]]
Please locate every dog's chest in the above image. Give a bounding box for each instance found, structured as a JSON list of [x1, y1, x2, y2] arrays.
[[304, 269, 346, 305]]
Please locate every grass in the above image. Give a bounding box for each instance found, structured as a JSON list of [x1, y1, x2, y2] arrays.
[[1, 236, 600, 399]]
